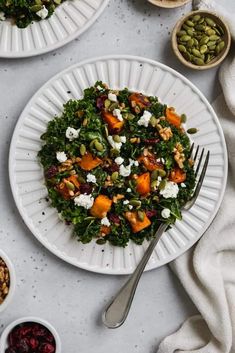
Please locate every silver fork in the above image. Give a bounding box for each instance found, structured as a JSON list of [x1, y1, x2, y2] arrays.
[[102, 145, 210, 329]]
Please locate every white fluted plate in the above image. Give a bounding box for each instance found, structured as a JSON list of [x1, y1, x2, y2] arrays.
[[9, 55, 227, 274], [0, 0, 109, 58]]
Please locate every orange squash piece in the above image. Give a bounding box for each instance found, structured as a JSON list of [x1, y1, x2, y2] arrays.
[[78, 152, 102, 171], [125, 211, 151, 233], [138, 153, 163, 172], [136, 172, 151, 195], [66, 175, 80, 189], [165, 107, 181, 128], [90, 195, 112, 219], [102, 111, 124, 133], [128, 93, 150, 111], [100, 225, 111, 236], [169, 167, 186, 184]]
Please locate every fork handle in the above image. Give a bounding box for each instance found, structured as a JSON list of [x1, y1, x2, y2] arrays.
[[102, 222, 168, 328]]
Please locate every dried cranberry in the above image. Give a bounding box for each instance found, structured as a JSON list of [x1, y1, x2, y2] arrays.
[[17, 338, 30, 353], [39, 343, 55, 353], [109, 213, 121, 225], [103, 163, 119, 173], [45, 333, 55, 344], [45, 165, 58, 179], [32, 325, 47, 337], [79, 183, 93, 194], [96, 95, 107, 110], [142, 138, 160, 144], [29, 337, 39, 349], [146, 210, 157, 218], [5, 348, 16, 353], [18, 326, 32, 337]]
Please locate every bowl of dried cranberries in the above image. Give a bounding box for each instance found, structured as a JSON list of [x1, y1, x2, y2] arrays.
[[0, 317, 61, 353]]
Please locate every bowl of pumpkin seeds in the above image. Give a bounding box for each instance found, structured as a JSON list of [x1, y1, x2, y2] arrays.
[[172, 10, 231, 70]]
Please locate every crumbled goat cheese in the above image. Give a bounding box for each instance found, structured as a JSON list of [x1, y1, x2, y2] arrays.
[[113, 109, 123, 121], [86, 173, 97, 183], [160, 181, 179, 199], [101, 217, 111, 227], [0, 12, 6, 21], [161, 158, 165, 164], [97, 85, 104, 91], [56, 151, 67, 163], [129, 158, 139, 167], [128, 205, 133, 210], [119, 164, 131, 177], [107, 136, 126, 150], [181, 183, 186, 188], [127, 188, 131, 193], [66, 127, 80, 141], [74, 194, 94, 209], [108, 93, 118, 102], [161, 208, 171, 219], [123, 200, 129, 205], [137, 110, 152, 127], [115, 157, 124, 165], [36, 5, 48, 19]]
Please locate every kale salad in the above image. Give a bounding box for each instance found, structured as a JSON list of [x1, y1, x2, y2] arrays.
[[0, 0, 64, 28], [38, 82, 196, 247]]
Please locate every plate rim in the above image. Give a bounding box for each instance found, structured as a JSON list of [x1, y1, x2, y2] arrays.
[[9, 54, 228, 274], [0, 0, 109, 58]]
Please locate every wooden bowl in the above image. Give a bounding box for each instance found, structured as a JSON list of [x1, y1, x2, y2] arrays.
[[148, 0, 190, 8], [172, 10, 231, 70]]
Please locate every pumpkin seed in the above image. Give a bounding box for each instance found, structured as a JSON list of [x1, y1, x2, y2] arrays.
[[80, 144, 86, 156], [30, 4, 42, 11], [216, 41, 225, 54], [152, 195, 159, 202], [104, 99, 111, 108], [187, 29, 195, 37], [151, 170, 159, 181], [207, 40, 216, 47], [187, 128, 198, 134], [182, 24, 191, 31], [195, 24, 205, 31], [209, 34, 220, 41], [158, 169, 166, 177], [206, 28, 215, 36], [198, 17, 205, 24], [192, 57, 204, 66], [216, 24, 224, 35], [96, 238, 106, 245], [177, 30, 187, 36], [205, 53, 211, 64], [123, 113, 135, 120], [182, 51, 191, 61], [186, 20, 195, 27], [108, 102, 119, 111], [65, 181, 75, 191], [137, 211, 145, 222], [178, 44, 187, 53], [159, 180, 166, 190], [186, 39, 194, 48], [111, 171, 119, 182], [77, 175, 85, 183], [180, 35, 191, 42], [209, 45, 216, 51], [192, 14, 201, 22], [200, 45, 208, 54], [200, 36, 209, 45], [110, 148, 119, 157], [113, 135, 121, 143], [129, 199, 141, 207], [151, 180, 158, 190], [94, 140, 104, 152], [181, 113, 187, 123], [205, 17, 216, 27], [192, 48, 202, 58], [150, 116, 158, 126]]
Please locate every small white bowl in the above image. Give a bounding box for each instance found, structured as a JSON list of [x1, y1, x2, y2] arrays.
[[0, 250, 16, 314], [0, 316, 62, 353]]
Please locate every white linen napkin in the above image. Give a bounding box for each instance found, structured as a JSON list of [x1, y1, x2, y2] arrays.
[[157, 94, 235, 353], [193, 0, 235, 116]]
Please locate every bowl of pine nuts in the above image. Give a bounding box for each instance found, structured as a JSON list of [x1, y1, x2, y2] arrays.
[[0, 250, 16, 313]]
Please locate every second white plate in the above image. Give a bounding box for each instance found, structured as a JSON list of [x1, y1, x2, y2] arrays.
[[9, 55, 227, 274], [0, 0, 109, 58]]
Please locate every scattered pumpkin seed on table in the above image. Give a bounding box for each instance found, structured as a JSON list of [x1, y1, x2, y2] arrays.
[[176, 14, 226, 66]]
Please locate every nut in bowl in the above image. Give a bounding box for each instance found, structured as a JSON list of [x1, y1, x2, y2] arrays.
[[0, 250, 15, 313], [172, 10, 231, 70], [0, 317, 61, 353]]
